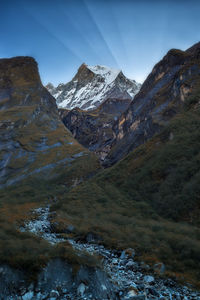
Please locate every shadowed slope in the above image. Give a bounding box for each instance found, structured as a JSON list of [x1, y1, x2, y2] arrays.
[[104, 43, 200, 165], [54, 82, 200, 288], [0, 56, 100, 188]]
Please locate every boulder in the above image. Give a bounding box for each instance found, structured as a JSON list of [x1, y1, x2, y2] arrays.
[[77, 282, 86, 297], [22, 291, 34, 300], [49, 289, 60, 298], [143, 275, 155, 284], [126, 260, 135, 269]]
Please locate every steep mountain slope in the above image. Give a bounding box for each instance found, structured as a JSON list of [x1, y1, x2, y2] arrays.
[[46, 64, 141, 110], [105, 43, 200, 165], [53, 86, 200, 287], [60, 97, 131, 161], [0, 47, 200, 295], [0, 56, 100, 188]]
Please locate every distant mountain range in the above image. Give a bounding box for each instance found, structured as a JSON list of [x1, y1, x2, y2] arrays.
[[46, 63, 141, 110]]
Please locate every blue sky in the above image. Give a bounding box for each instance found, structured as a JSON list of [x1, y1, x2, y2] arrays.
[[0, 0, 200, 86]]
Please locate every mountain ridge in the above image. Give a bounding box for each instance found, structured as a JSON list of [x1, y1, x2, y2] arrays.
[[0, 43, 200, 294], [103, 45, 200, 165], [46, 63, 141, 110]]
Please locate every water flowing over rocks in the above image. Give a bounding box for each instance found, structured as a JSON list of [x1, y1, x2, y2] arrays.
[[14, 205, 200, 299]]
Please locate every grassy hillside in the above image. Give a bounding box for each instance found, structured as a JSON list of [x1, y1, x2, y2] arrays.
[[0, 56, 102, 279], [1, 56, 200, 288], [0, 166, 100, 280], [53, 89, 200, 287]]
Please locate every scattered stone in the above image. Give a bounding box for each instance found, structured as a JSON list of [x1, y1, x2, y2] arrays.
[[126, 260, 135, 269], [77, 282, 86, 297], [112, 258, 118, 265], [22, 291, 34, 300], [143, 275, 155, 284], [127, 289, 138, 297], [101, 284, 107, 290], [18, 205, 200, 300], [120, 250, 127, 259], [49, 289, 60, 298]]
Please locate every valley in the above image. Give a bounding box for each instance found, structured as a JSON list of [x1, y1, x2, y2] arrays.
[[0, 42, 200, 299]]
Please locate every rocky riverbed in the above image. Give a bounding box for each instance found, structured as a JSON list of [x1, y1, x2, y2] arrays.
[[2, 205, 198, 299]]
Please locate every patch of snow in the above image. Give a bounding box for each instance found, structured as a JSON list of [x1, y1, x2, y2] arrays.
[[87, 65, 121, 85], [53, 91, 62, 98], [47, 64, 141, 111]]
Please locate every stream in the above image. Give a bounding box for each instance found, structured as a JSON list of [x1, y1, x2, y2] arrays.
[[17, 205, 200, 300]]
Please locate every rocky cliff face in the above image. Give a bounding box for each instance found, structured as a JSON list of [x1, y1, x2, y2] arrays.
[[60, 97, 131, 161], [59, 43, 200, 165], [0, 57, 99, 188], [104, 43, 200, 165], [46, 64, 141, 110]]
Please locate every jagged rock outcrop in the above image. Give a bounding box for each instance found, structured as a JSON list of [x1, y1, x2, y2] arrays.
[[0, 56, 99, 188], [0, 259, 118, 299], [104, 42, 200, 165], [58, 43, 200, 165], [60, 97, 131, 161], [46, 63, 141, 110]]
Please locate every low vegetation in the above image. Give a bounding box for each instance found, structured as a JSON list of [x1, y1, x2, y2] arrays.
[[53, 90, 200, 287], [0, 89, 200, 287], [0, 177, 102, 281]]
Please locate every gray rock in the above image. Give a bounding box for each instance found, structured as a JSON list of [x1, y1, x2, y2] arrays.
[[120, 250, 127, 259], [112, 258, 118, 265], [37, 259, 73, 293], [125, 289, 138, 298], [49, 289, 60, 298], [22, 291, 34, 300], [126, 260, 135, 269], [143, 275, 155, 284], [130, 282, 137, 289], [77, 283, 86, 297]]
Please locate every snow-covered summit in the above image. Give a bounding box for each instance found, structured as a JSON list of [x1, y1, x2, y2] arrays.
[[46, 63, 141, 111], [86, 65, 121, 85]]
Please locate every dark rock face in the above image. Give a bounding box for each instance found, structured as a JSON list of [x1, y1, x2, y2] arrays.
[[60, 98, 131, 161], [104, 44, 200, 166], [0, 56, 99, 187], [59, 43, 200, 165], [0, 260, 118, 299]]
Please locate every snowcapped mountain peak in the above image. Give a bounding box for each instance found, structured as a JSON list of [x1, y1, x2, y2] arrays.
[[46, 63, 141, 111], [86, 64, 121, 85]]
